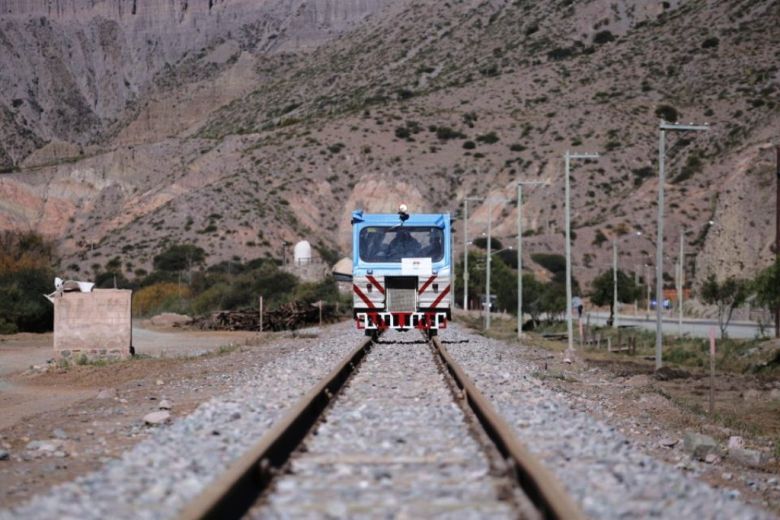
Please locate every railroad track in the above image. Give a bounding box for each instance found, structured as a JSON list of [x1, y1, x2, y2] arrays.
[[179, 331, 583, 520]]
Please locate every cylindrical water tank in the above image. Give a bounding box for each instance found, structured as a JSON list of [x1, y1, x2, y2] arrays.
[[293, 240, 312, 265]]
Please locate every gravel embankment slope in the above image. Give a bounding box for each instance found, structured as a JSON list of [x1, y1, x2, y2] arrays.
[[444, 325, 774, 520], [0, 326, 364, 520]]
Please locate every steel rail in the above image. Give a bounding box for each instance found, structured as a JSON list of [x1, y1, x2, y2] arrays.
[[178, 336, 374, 520], [431, 336, 585, 520]]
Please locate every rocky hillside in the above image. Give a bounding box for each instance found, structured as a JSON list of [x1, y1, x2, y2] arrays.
[[0, 0, 778, 288]]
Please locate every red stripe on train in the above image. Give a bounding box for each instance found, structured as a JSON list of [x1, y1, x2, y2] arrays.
[[366, 275, 385, 294], [418, 275, 437, 294], [430, 285, 450, 309], [353, 284, 376, 309]]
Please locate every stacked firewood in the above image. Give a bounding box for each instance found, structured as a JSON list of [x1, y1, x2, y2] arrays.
[[189, 301, 338, 331]]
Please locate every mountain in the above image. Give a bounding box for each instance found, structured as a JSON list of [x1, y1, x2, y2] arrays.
[[0, 0, 778, 288]]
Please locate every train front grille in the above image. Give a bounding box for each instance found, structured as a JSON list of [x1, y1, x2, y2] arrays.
[[385, 276, 417, 312]]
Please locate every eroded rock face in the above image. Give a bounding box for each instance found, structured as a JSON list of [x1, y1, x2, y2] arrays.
[[0, 0, 777, 288], [0, 0, 395, 166]]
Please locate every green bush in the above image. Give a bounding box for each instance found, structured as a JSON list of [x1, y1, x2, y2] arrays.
[[395, 126, 411, 140], [436, 126, 466, 140], [632, 166, 654, 186], [655, 104, 679, 122], [547, 47, 575, 60], [476, 131, 500, 144], [191, 283, 232, 315], [701, 36, 719, 49], [531, 253, 566, 275], [666, 346, 700, 365], [153, 244, 206, 272], [293, 276, 342, 306], [473, 237, 503, 251], [593, 30, 615, 44]]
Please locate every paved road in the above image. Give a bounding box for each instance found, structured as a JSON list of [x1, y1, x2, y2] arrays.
[[584, 311, 768, 339]]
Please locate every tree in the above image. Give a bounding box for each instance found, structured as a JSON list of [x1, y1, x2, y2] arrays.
[[521, 273, 545, 325], [540, 282, 567, 322], [294, 276, 341, 305], [153, 244, 206, 283], [531, 253, 566, 275], [752, 258, 780, 338], [472, 237, 503, 251], [530, 252, 580, 291], [454, 251, 513, 311], [700, 273, 749, 338], [491, 256, 516, 314], [590, 269, 640, 326], [95, 270, 131, 289], [0, 231, 56, 333], [655, 104, 679, 122]]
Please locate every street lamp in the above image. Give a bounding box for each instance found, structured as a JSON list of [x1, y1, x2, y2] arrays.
[[462, 196, 483, 311], [565, 151, 599, 352], [644, 262, 652, 312], [655, 120, 709, 370], [516, 180, 548, 340]]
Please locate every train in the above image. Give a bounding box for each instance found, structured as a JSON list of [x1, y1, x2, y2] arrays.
[[351, 205, 452, 335]]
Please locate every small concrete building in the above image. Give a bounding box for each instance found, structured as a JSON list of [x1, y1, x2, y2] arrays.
[[293, 240, 313, 265], [282, 240, 329, 282], [51, 289, 133, 359]]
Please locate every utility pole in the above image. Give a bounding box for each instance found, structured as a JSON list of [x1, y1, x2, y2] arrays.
[[463, 198, 469, 311], [613, 239, 618, 329], [634, 267, 640, 314], [485, 200, 492, 330], [645, 263, 651, 312], [678, 230, 684, 336], [565, 151, 599, 351], [517, 184, 523, 339], [775, 145, 780, 337], [516, 180, 547, 340], [463, 197, 483, 311], [655, 121, 709, 370]]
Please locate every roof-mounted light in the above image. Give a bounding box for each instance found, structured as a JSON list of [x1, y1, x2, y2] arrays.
[[399, 203, 410, 222]]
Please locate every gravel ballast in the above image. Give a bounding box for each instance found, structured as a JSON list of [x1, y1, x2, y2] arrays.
[[0, 326, 365, 520], [254, 330, 515, 518], [4, 322, 773, 519], [443, 325, 774, 520]]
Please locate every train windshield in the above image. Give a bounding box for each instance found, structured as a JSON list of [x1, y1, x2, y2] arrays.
[[359, 226, 444, 263]]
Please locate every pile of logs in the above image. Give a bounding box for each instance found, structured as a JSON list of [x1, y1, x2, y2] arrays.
[[190, 301, 338, 331]]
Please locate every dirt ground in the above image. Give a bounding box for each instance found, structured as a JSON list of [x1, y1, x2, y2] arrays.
[[460, 315, 780, 515], [0, 327, 294, 508], [0, 325, 262, 431]]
